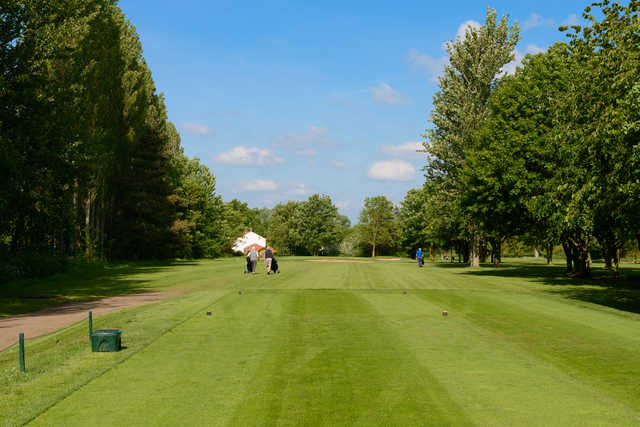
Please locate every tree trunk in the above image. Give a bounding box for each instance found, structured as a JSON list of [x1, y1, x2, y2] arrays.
[[493, 238, 502, 266], [545, 244, 553, 266], [534, 247, 540, 258], [562, 241, 573, 273], [85, 193, 91, 257], [565, 235, 591, 278], [100, 195, 105, 261], [598, 232, 622, 271], [573, 254, 588, 277], [614, 248, 622, 274], [469, 233, 481, 267], [429, 242, 435, 262], [73, 184, 81, 253], [479, 241, 488, 263], [371, 243, 376, 258], [600, 235, 614, 269], [11, 215, 23, 254]]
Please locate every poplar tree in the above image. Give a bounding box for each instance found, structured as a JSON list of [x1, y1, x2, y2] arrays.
[[425, 8, 519, 267]]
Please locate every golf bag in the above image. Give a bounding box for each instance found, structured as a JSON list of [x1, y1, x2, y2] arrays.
[[245, 256, 252, 273], [270, 257, 280, 274]]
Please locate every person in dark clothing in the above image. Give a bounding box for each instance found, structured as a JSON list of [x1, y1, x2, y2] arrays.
[[270, 257, 279, 274], [245, 252, 252, 273], [265, 246, 274, 273]]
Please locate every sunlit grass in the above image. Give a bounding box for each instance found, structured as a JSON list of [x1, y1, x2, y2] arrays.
[[2, 257, 640, 426]]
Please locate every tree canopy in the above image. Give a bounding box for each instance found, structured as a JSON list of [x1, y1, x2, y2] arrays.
[[409, 1, 640, 276]]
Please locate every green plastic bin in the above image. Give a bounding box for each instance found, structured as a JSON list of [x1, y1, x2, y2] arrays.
[[91, 329, 122, 352]]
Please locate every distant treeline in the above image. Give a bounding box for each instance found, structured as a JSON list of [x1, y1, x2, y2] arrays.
[[0, 0, 404, 281], [4, 1, 639, 283]]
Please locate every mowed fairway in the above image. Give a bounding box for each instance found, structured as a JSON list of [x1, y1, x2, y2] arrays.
[[4, 258, 640, 426]]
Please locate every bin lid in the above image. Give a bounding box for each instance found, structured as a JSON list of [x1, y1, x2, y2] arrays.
[[93, 329, 121, 335]]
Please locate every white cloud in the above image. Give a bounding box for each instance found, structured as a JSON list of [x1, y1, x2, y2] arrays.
[[183, 122, 213, 136], [501, 50, 525, 76], [273, 125, 336, 148], [293, 148, 317, 157], [562, 14, 580, 27], [381, 141, 425, 159], [456, 20, 481, 41], [525, 44, 546, 55], [287, 184, 309, 196], [407, 48, 448, 83], [409, 19, 503, 83], [522, 13, 556, 31], [335, 200, 351, 210], [367, 160, 416, 181], [370, 82, 408, 105], [239, 179, 278, 192], [501, 44, 547, 76], [332, 160, 353, 169], [214, 146, 284, 166]]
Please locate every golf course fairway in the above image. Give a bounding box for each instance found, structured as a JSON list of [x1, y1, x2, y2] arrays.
[[2, 257, 640, 426]]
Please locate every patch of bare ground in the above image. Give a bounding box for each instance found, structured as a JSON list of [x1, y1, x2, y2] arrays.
[[0, 290, 185, 351]]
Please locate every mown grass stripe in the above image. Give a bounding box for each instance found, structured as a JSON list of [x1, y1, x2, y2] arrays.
[[1, 258, 638, 426]]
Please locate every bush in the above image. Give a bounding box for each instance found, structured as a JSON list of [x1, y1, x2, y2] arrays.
[[0, 253, 72, 284]]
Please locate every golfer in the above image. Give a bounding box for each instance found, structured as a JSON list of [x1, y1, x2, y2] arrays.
[[265, 246, 273, 273], [416, 248, 424, 268], [248, 247, 259, 273]]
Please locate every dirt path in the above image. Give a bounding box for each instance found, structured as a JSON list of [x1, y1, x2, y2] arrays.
[[0, 290, 184, 351]]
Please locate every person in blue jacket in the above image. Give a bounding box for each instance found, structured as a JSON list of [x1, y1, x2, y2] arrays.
[[416, 248, 424, 267]]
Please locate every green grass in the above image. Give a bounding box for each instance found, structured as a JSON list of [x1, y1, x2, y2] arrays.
[[0, 260, 211, 317], [2, 257, 640, 426]]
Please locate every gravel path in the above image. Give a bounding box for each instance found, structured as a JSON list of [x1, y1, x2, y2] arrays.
[[0, 290, 184, 351]]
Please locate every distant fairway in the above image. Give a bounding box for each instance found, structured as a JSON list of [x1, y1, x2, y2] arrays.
[[2, 258, 640, 426]]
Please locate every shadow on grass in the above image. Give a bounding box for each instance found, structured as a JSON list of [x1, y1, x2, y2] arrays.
[[0, 260, 197, 317], [436, 260, 640, 314], [430, 262, 471, 270]]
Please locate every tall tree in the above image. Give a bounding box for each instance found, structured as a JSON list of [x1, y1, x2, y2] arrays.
[[176, 156, 224, 258], [289, 194, 342, 256], [425, 8, 519, 267], [0, 0, 205, 267], [400, 188, 432, 258], [462, 43, 571, 267], [109, 96, 182, 260], [559, 0, 640, 274], [358, 196, 396, 258], [267, 201, 301, 256]]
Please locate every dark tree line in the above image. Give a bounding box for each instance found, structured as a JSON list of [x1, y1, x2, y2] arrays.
[[0, 1, 253, 280]]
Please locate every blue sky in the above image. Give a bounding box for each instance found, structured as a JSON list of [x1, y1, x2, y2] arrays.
[[118, 0, 589, 222]]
